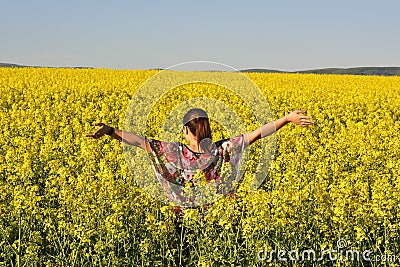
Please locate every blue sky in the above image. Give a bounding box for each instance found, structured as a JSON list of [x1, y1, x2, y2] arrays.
[[1, 0, 399, 71]]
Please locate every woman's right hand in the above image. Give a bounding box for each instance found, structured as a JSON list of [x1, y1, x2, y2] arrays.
[[85, 122, 112, 139], [286, 110, 314, 127]]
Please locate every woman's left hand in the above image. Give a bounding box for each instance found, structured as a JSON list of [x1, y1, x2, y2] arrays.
[[85, 122, 112, 139]]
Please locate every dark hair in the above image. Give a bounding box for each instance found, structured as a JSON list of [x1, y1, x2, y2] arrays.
[[183, 108, 212, 153]]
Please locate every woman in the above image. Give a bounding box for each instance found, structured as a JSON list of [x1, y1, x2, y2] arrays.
[[86, 108, 313, 212], [86, 108, 313, 263]]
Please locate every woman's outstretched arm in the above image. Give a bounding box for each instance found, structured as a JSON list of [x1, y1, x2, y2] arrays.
[[244, 110, 314, 147], [85, 122, 151, 151]]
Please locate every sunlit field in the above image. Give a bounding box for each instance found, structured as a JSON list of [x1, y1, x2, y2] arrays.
[[0, 67, 399, 266]]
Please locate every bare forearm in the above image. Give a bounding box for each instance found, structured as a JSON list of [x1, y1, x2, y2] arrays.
[[109, 128, 122, 142], [272, 115, 290, 132], [244, 110, 313, 147], [109, 128, 147, 150], [86, 123, 149, 151], [244, 115, 289, 146]]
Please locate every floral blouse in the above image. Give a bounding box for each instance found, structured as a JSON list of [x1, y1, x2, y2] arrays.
[[145, 134, 245, 212]]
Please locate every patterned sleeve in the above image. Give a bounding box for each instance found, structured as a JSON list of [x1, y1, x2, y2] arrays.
[[146, 138, 182, 200], [222, 134, 245, 154], [213, 134, 246, 195], [145, 137, 168, 158], [216, 134, 245, 164]]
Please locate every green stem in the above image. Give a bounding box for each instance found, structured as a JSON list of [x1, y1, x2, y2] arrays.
[[17, 209, 21, 267]]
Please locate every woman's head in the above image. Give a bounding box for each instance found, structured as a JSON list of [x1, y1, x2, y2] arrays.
[[183, 108, 212, 153]]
